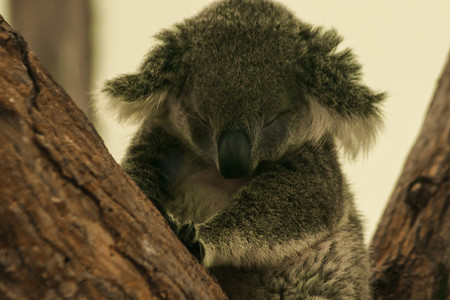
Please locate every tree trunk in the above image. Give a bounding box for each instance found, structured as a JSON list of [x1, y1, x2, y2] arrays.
[[0, 15, 226, 300], [10, 0, 93, 121], [371, 53, 450, 300]]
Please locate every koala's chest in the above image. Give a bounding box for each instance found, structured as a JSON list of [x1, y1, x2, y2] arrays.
[[165, 166, 246, 223]]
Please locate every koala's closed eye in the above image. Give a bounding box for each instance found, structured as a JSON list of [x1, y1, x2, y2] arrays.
[[195, 111, 211, 129], [262, 110, 290, 129]]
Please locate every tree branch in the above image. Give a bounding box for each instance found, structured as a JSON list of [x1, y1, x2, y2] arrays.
[[371, 52, 450, 299]]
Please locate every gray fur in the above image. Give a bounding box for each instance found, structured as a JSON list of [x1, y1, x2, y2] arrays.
[[99, 0, 384, 298]]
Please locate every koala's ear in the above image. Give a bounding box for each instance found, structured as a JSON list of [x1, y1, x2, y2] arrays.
[[98, 29, 185, 123], [298, 27, 386, 158]]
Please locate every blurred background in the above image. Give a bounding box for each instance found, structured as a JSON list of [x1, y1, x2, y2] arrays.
[[1, 0, 449, 243]]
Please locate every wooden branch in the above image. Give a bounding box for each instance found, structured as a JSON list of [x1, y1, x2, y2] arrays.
[[0, 16, 226, 300], [371, 53, 450, 299]]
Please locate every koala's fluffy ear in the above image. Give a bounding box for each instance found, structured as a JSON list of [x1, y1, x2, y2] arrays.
[[98, 29, 185, 123], [298, 27, 386, 158]]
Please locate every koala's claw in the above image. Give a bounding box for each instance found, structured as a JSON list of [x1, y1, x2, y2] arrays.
[[177, 222, 205, 262]]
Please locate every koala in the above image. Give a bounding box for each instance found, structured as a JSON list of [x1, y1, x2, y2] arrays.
[[99, 0, 385, 299]]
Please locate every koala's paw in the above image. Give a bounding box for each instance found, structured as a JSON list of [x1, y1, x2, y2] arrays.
[[177, 222, 205, 263]]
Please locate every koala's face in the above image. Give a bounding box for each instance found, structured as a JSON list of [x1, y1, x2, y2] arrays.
[[102, 1, 384, 180], [167, 28, 311, 179]]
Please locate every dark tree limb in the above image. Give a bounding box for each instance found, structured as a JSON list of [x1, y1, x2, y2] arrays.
[[371, 52, 450, 299], [0, 15, 226, 300]]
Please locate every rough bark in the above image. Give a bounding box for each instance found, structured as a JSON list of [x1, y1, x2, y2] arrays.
[[371, 53, 450, 300], [10, 0, 92, 120], [0, 15, 226, 300]]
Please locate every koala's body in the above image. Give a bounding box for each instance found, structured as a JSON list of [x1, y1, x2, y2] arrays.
[[100, 0, 384, 299]]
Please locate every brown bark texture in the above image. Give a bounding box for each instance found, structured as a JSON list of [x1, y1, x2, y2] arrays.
[[0, 16, 226, 300], [371, 53, 450, 300]]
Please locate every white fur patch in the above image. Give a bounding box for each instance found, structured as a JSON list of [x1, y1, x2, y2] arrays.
[[306, 98, 384, 159], [201, 231, 328, 269], [167, 165, 246, 223], [93, 86, 168, 125]]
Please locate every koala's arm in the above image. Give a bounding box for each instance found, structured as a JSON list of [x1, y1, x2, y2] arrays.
[[198, 139, 347, 268], [120, 122, 183, 214]]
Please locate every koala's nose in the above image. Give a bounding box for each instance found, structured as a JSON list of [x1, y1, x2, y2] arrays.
[[217, 131, 251, 179]]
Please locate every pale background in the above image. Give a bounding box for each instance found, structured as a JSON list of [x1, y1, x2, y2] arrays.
[[2, 0, 449, 243]]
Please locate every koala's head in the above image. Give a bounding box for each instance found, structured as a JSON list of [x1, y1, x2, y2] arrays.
[[100, 0, 385, 179]]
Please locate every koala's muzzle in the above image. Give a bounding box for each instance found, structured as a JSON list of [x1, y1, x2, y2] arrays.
[[218, 131, 251, 179]]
